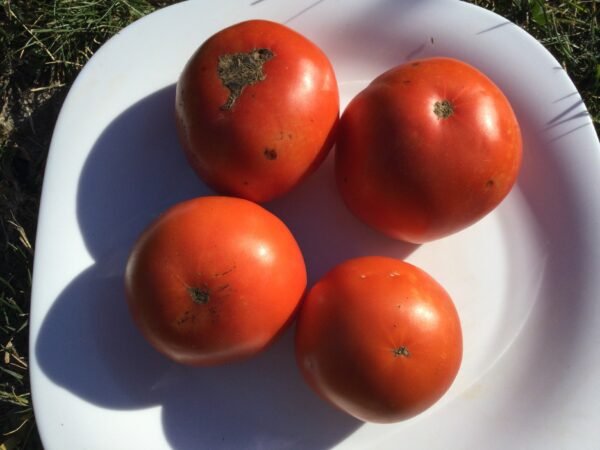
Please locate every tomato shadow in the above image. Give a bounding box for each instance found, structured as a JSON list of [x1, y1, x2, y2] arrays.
[[158, 326, 362, 450], [36, 262, 361, 449], [74, 84, 208, 260], [267, 154, 418, 286], [34, 262, 174, 410], [35, 84, 362, 449]]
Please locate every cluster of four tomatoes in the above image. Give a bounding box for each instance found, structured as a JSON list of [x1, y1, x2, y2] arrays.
[[125, 19, 522, 423]]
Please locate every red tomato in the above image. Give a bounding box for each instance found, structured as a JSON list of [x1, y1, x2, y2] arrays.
[[125, 196, 307, 366], [176, 20, 339, 203], [336, 57, 522, 243], [295, 256, 462, 423]]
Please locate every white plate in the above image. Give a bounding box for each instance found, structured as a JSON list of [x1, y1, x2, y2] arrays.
[[30, 0, 600, 448]]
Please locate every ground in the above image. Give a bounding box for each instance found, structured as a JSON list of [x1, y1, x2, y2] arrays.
[[0, 1, 598, 448]]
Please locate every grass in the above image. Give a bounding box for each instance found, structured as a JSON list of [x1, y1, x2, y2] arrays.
[[475, 0, 599, 126], [0, 2, 181, 447], [0, 0, 598, 448]]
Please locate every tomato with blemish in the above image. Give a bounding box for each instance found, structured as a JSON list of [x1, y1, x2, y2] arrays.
[[295, 256, 462, 423], [125, 196, 307, 366], [176, 19, 339, 202], [335, 57, 522, 243]]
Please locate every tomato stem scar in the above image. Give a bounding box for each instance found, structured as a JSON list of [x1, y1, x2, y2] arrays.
[[433, 100, 454, 119], [392, 346, 410, 357], [217, 48, 274, 110], [188, 286, 210, 304]]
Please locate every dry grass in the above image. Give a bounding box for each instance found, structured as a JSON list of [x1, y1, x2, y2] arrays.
[[0, 1, 597, 448]]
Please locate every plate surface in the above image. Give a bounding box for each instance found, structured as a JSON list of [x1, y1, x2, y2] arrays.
[[30, 0, 600, 449]]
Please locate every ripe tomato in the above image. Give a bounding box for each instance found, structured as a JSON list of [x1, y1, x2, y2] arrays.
[[336, 57, 522, 243], [295, 256, 462, 423], [176, 20, 339, 203], [125, 196, 307, 366]]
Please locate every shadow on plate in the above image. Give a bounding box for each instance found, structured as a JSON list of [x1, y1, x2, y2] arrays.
[[35, 84, 418, 448], [312, 0, 436, 68], [35, 262, 363, 449]]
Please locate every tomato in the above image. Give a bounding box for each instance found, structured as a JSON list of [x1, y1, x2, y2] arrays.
[[295, 256, 462, 423], [175, 20, 339, 203], [335, 57, 522, 243], [125, 196, 307, 366]]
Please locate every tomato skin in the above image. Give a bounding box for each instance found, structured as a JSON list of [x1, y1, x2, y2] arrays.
[[295, 256, 462, 423], [176, 20, 339, 203], [125, 196, 307, 366], [336, 57, 522, 243]]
